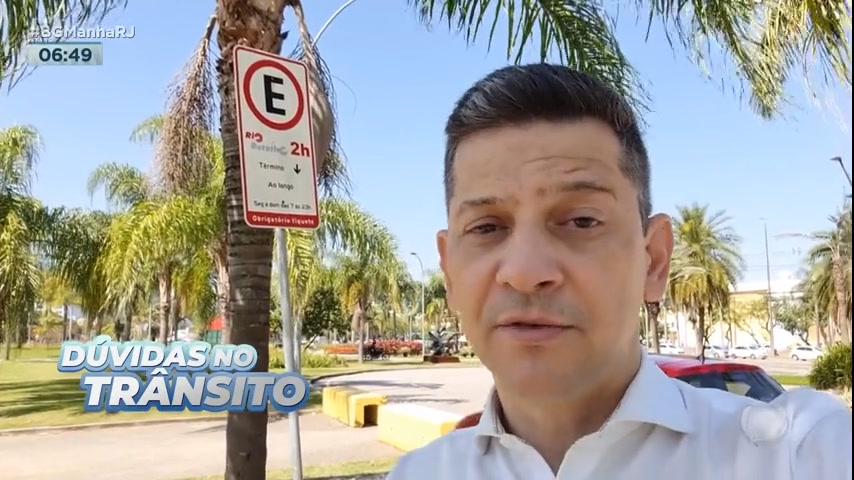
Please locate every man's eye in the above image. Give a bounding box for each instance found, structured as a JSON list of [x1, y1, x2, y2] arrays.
[[469, 224, 500, 235], [570, 217, 601, 229]]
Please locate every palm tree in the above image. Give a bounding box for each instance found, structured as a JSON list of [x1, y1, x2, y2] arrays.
[[787, 204, 852, 343], [0, 125, 58, 358], [668, 204, 745, 355]]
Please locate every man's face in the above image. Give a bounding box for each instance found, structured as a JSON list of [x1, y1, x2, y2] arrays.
[[437, 119, 673, 398]]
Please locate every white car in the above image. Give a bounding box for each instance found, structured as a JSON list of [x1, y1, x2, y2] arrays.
[[704, 345, 728, 359], [730, 345, 767, 360], [659, 343, 685, 355], [790, 345, 823, 361]]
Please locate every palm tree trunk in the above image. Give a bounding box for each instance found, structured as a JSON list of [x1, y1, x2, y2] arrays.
[[695, 307, 706, 355], [62, 303, 69, 341], [644, 302, 661, 353], [831, 259, 850, 342], [215, 250, 229, 317], [158, 271, 172, 344], [353, 302, 364, 364], [169, 287, 179, 343], [123, 309, 132, 341], [216, 1, 287, 475]]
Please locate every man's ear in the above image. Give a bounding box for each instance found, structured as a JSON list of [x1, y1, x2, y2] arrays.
[[436, 230, 453, 308], [643, 214, 673, 303]]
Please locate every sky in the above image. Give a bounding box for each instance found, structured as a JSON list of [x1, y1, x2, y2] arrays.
[[1, 1, 852, 291]]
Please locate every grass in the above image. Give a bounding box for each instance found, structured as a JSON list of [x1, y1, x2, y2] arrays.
[[0, 345, 482, 430], [771, 374, 810, 387], [182, 458, 399, 480]]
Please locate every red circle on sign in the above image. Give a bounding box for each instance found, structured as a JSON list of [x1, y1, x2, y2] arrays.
[[242, 59, 305, 131]]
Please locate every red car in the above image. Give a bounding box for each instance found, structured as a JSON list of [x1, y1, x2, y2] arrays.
[[454, 354, 785, 430]]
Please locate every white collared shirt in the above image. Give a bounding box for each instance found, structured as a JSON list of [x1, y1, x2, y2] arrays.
[[386, 354, 852, 479]]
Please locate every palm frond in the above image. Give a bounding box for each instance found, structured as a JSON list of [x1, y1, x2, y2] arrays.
[[410, 0, 646, 112]]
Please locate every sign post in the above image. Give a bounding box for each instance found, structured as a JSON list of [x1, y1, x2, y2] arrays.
[[234, 45, 321, 480]]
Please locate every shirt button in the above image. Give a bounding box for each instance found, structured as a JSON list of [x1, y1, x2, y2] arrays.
[[740, 404, 788, 444]]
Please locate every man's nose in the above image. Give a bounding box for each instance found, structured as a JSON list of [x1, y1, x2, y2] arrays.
[[495, 226, 564, 294]]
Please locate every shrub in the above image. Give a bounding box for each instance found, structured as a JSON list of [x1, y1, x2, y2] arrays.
[[301, 351, 348, 368], [808, 342, 852, 391], [268, 349, 348, 369], [322, 340, 423, 356], [270, 348, 285, 369], [399, 346, 411, 357]]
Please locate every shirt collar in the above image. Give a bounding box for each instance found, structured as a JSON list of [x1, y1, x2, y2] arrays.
[[473, 350, 693, 453]]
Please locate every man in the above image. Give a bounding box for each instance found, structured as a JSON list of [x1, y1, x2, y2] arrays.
[[387, 64, 851, 479]]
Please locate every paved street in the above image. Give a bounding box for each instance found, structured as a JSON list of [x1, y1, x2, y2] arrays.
[[731, 356, 815, 375], [0, 414, 400, 480], [314, 357, 815, 416]]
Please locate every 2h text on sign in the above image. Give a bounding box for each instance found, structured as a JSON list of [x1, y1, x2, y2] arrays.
[[233, 46, 320, 229]]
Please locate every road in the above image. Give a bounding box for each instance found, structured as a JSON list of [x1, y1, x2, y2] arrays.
[[0, 414, 400, 480], [314, 357, 814, 417], [728, 356, 815, 376]]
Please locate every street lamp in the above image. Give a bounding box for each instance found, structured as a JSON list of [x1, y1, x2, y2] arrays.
[[830, 156, 852, 187], [410, 252, 426, 353], [761, 219, 776, 357]]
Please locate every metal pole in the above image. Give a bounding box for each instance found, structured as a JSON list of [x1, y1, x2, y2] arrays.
[[763, 221, 776, 357], [275, 228, 303, 480], [410, 252, 426, 356], [830, 156, 852, 187]]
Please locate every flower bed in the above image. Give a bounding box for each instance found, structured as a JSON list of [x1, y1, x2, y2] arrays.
[[323, 340, 423, 356]]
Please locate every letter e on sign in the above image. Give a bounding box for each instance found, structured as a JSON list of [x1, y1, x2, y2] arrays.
[[232, 46, 320, 230]]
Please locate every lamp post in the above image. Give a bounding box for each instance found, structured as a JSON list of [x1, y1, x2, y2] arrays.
[[830, 156, 852, 199], [761, 218, 777, 357], [830, 156, 852, 189], [410, 252, 426, 354]]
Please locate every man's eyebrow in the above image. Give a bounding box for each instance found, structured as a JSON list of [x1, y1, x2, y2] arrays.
[[454, 181, 616, 216], [455, 196, 500, 217], [538, 180, 616, 198]]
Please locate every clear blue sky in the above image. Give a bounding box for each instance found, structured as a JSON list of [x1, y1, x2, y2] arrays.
[[1, 1, 851, 288]]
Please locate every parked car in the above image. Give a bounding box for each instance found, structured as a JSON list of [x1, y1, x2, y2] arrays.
[[659, 343, 685, 355], [453, 355, 786, 429], [790, 345, 823, 361], [730, 345, 767, 360], [704, 344, 728, 358]]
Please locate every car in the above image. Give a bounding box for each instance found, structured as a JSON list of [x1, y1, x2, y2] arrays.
[[730, 345, 767, 360], [659, 343, 685, 355], [452, 354, 787, 429], [703, 344, 728, 359], [790, 345, 823, 361]]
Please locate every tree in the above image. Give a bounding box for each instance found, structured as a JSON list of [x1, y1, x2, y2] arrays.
[[785, 204, 852, 344], [772, 297, 812, 344], [301, 284, 348, 350], [729, 298, 769, 345], [668, 204, 745, 354], [0, 125, 57, 358]]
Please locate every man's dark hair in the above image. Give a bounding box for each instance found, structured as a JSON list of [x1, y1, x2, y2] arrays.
[[443, 63, 651, 226]]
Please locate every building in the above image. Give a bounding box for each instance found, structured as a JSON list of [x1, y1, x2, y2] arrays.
[[659, 271, 817, 351]]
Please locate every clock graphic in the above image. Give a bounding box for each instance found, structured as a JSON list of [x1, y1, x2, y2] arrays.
[[26, 42, 103, 66]]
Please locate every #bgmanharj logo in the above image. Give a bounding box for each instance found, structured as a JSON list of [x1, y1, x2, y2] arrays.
[[58, 336, 309, 413]]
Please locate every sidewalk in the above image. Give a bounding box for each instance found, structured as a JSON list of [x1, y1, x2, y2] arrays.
[[0, 413, 401, 480]]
